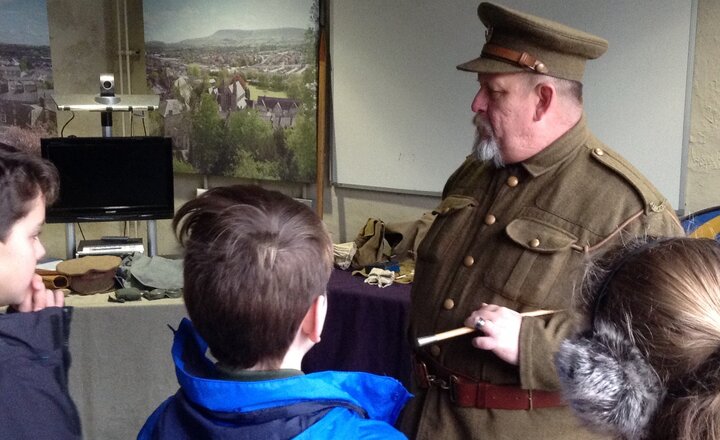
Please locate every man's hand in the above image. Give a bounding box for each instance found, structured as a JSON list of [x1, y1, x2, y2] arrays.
[[464, 303, 521, 365], [15, 274, 65, 312]]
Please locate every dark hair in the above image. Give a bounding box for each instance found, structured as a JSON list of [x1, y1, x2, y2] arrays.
[[173, 184, 333, 369], [557, 237, 720, 440], [0, 142, 59, 241]]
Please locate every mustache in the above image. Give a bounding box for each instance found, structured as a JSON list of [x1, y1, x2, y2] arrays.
[[473, 113, 493, 135], [472, 114, 504, 168]]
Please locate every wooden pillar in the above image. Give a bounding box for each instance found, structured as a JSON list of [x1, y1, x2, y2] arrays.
[[315, 10, 328, 219]]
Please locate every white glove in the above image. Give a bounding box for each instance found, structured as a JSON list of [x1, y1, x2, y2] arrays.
[[364, 267, 395, 288]]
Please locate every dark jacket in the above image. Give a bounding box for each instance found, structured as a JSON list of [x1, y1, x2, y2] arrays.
[[0, 306, 82, 439]]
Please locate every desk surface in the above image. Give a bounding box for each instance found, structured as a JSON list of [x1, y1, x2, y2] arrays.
[[303, 268, 412, 388], [65, 291, 183, 308]]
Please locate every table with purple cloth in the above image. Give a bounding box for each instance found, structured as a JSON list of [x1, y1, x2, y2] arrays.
[[302, 268, 413, 388]]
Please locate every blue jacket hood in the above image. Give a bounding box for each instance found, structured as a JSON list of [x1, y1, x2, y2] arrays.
[[139, 319, 411, 439], [172, 318, 410, 423]]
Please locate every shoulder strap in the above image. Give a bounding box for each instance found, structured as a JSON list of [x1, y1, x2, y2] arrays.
[[589, 146, 669, 215]]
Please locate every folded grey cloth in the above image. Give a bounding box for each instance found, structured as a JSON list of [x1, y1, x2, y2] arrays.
[[119, 253, 183, 291]]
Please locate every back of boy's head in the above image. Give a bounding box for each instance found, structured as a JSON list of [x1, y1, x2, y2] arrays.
[[0, 142, 58, 242], [173, 184, 333, 369]]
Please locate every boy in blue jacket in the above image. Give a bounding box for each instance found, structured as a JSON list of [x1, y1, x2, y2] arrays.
[[138, 185, 410, 439]]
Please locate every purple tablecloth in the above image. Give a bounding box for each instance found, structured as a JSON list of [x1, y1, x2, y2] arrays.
[[302, 268, 412, 388]]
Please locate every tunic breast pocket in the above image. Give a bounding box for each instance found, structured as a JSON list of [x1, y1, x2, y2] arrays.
[[416, 195, 479, 264], [485, 217, 579, 307]]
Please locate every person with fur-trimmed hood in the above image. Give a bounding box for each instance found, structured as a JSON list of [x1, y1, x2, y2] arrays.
[[556, 237, 720, 440]]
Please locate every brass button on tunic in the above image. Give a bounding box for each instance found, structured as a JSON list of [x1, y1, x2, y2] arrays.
[[430, 345, 441, 357], [443, 298, 455, 310], [507, 175, 519, 187]]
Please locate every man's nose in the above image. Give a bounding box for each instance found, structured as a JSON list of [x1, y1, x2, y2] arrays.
[[471, 88, 486, 113]]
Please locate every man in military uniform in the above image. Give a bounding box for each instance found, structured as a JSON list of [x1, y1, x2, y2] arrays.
[[399, 3, 684, 439]]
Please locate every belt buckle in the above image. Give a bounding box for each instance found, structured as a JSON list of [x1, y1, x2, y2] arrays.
[[427, 374, 450, 390], [415, 358, 452, 391]]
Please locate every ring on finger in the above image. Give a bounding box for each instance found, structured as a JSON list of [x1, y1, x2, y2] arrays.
[[474, 317, 486, 330]]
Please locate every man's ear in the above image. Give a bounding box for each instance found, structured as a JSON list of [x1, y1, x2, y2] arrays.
[[301, 294, 327, 344], [534, 82, 554, 121]]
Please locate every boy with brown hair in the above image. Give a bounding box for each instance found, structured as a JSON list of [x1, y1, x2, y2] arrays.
[[0, 141, 82, 439], [138, 185, 409, 439]]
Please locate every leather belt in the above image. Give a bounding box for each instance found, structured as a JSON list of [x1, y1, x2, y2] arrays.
[[414, 354, 565, 410]]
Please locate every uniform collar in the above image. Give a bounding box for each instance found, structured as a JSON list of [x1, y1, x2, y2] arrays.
[[520, 114, 589, 178]]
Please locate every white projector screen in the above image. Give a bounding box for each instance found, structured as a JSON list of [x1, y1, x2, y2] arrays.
[[330, 0, 694, 208]]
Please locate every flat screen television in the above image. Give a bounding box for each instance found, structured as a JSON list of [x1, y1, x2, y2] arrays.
[[40, 136, 175, 223]]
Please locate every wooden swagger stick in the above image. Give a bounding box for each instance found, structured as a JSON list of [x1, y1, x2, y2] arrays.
[[416, 309, 561, 347]]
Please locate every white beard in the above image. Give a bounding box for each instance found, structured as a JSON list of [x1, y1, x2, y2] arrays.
[[472, 116, 505, 168]]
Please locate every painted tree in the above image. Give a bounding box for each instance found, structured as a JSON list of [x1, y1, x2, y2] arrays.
[[286, 108, 316, 180], [226, 108, 274, 162], [189, 93, 227, 174]]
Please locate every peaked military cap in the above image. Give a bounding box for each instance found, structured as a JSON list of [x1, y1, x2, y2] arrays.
[[457, 2, 608, 82]]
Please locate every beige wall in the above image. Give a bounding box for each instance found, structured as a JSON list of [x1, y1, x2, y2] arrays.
[[42, 0, 720, 258], [686, 0, 720, 213]]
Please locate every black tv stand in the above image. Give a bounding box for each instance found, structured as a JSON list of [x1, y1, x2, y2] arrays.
[[52, 92, 162, 260]]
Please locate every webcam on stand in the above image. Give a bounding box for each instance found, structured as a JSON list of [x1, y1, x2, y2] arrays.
[[94, 73, 120, 105]]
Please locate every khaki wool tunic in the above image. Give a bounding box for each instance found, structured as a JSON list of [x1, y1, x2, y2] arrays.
[[400, 116, 684, 439]]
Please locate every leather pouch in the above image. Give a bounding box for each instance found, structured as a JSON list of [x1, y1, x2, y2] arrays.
[[35, 268, 70, 289], [56, 255, 122, 295]]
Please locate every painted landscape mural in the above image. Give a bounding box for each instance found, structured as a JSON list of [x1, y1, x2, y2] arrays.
[[0, 0, 56, 154], [144, 0, 320, 182]]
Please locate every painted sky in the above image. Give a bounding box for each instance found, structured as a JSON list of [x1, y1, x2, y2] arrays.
[[0, 0, 49, 46], [144, 0, 316, 43]]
